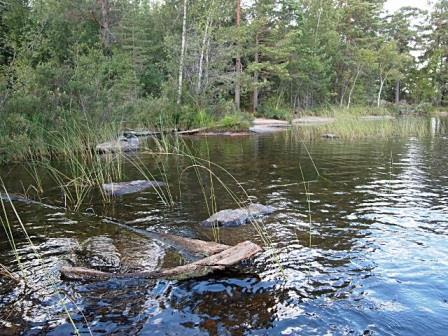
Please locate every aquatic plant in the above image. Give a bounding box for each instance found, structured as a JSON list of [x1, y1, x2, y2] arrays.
[[294, 116, 431, 140], [0, 182, 89, 335]]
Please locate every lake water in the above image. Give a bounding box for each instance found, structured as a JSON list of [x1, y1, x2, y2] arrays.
[[1, 118, 448, 335]]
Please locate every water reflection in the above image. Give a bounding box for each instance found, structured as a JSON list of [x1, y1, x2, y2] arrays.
[[1, 122, 448, 335]]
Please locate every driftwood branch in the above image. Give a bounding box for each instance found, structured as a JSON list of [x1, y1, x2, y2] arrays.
[[155, 232, 229, 255], [3, 192, 262, 281], [61, 241, 262, 281], [1, 192, 228, 257], [175, 127, 208, 135]]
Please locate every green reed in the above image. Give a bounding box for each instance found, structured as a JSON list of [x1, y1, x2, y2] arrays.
[[295, 116, 431, 140]]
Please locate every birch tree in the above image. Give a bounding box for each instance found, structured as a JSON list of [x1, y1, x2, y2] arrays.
[[177, 0, 188, 105], [376, 41, 407, 107]]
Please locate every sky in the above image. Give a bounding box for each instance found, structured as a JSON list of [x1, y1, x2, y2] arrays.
[[384, 0, 433, 13]]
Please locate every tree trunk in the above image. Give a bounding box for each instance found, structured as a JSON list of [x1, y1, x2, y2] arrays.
[[253, 33, 259, 114], [377, 77, 385, 107], [98, 0, 112, 49], [235, 0, 241, 110], [197, 16, 212, 95], [177, 0, 188, 105], [395, 79, 400, 104], [339, 81, 348, 107], [347, 65, 361, 109]]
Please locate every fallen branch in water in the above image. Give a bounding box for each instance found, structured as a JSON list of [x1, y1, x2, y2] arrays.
[[61, 241, 262, 281], [1, 192, 229, 257], [175, 127, 208, 135], [155, 232, 230, 255]]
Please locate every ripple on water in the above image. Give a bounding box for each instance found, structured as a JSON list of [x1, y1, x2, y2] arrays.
[[1, 134, 448, 335]]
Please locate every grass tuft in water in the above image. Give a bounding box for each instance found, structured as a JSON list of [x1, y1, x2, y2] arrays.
[[295, 116, 432, 140]]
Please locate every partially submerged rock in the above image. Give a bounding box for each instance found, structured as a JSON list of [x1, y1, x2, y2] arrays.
[[250, 118, 290, 134], [96, 136, 139, 154], [321, 133, 338, 139], [201, 203, 275, 227], [252, 118, 289, 127], [102, 180, 166, 196], [249, 126, 288, 133], [79, 236, 121, 271]]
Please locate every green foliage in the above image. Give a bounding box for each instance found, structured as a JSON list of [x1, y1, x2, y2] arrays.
[[217, 112, 251, 131], [0, 0, 446, 162], [257, 97, 292, 120]]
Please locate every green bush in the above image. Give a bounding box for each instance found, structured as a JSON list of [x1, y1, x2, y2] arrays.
[[257, 98, 292, 120], [216, 112, 251, 131], [414, 102, 433, 115]]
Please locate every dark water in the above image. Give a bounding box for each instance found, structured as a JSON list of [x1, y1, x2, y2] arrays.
[[1, 119, 448, 335]]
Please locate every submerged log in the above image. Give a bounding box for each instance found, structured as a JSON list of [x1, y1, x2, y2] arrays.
[[102, 219, 231, 257], [155, 232, 230, 256], [2, 192, 229, 258], [122, 129, 161, 137], [61, 240, 262, 281], [176, 127, 208, 135], [122, 127, 208, 138], [0, 192, 60, 210]]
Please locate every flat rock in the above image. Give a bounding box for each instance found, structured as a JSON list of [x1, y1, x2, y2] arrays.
[[96, 136, 139, 154], [201, 203, 275, 227], [79, 236, 121, 271], [250, 118, 290, 133], [252, 118, 289, 127], [102, 180, 166, 196], [249, 126, 288, 134]]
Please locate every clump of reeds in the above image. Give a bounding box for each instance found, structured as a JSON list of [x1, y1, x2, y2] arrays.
[[295, 116, 431, 140]]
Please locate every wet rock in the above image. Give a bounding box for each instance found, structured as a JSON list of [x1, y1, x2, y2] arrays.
[[79, 236, 121, 271], [102, 180, 166, 196], [321, 133, 338, 139], [201, 203, 276, 227], [252, 118, 289, 127], [250, 118, 290, 134], [249, 126, 288, 133], [96, 135, 139, 154]]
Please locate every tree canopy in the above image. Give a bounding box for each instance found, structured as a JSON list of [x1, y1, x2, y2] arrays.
[[0, 0, 446, 131]]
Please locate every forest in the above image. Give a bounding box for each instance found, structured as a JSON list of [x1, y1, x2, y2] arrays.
[[1, 2, 448, 335], [0, 0, 447, 160]]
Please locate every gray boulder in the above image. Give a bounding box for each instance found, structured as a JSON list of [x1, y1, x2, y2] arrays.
[[249, 126, 288, 133], [102, 180, 166, 196], [201, 203, 275, 227], [96, 135, 139, 154], [321, 133, 338, 139], [79, 236, 121, 271]]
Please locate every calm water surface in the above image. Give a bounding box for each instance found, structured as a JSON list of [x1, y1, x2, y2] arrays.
[[1, 120, 448, 335]]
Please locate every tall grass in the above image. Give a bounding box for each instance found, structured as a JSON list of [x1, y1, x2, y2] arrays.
[[0, 182, 88, 335], [295, 116, 431, 140]]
